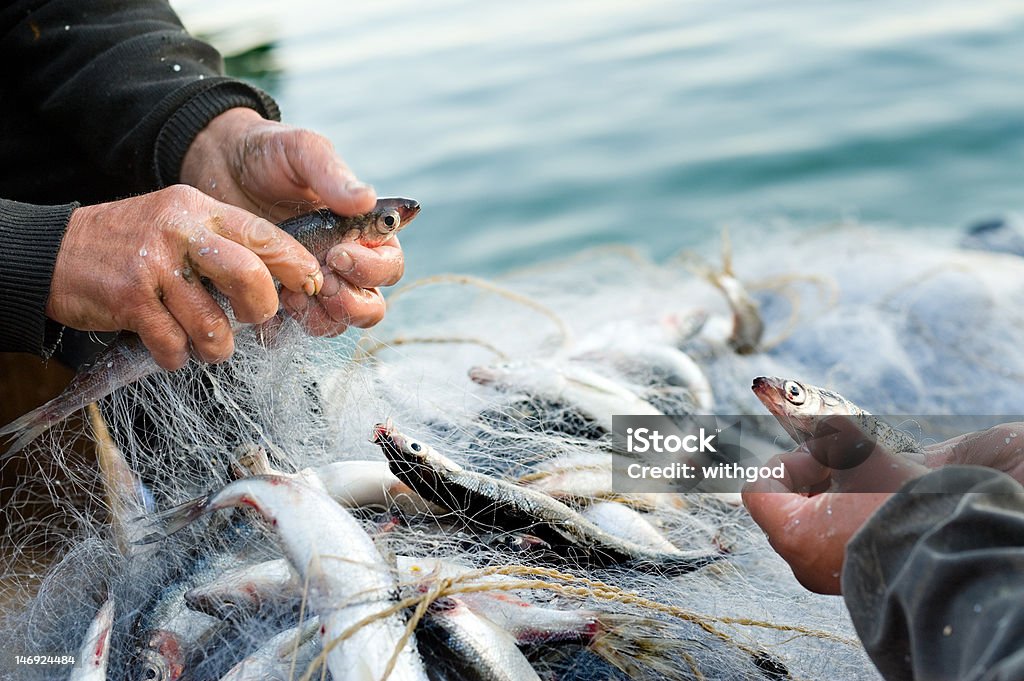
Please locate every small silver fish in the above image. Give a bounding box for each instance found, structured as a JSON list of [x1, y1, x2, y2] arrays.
[[135, 566, 230, 681], [234, 445, 436, 514], [184, 558, 298, 621], [142, 475, 429, 681], [373, 421, 721, 573], [0, 198, 420, 456], [752, 376, 921, 454], [469, 359, 664, 432], [69, 598, 115, 681], [575, 345, 715, 412], [217, 618, 320, 681], [580, 501, 683, 554], [396, 556, 706, 680], [422, 596, 542, 681], [685, 231, 763, 354], [518, 451, 687, 511]]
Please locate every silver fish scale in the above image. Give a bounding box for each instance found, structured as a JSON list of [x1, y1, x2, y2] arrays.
[[849, 412, 923, 455], [817, 389, 922, 454]]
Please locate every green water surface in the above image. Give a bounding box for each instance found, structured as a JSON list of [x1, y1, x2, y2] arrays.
[[178, 0, 1024, 280]]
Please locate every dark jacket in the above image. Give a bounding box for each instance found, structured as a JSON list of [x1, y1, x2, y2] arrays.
[[843, 465, 1024, 680], [0, 0, 278, 357]]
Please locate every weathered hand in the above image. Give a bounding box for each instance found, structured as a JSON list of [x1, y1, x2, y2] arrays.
[[46, 185, 323, 370], [180, 108, 403, 335], [742, 416, 929, 594]]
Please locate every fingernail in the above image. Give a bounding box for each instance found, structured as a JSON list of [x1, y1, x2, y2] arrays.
[[303, 271, 324, 296], [345, 180, 373, 194], [330, 249, 355, 274]]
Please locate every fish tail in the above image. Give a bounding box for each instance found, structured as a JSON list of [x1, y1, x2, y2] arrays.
[[632, 547, 725, 576], [134, 492, 213, 545], [588, 614, 708, 679], [232, 443, 275, 477], [720, 225, 734, 277], [592, 614, 792, 679], [678, 251, 730, 297], [0, 415, 54, 458], [0, 392, 87, 455], [0, 341, 159, 457]]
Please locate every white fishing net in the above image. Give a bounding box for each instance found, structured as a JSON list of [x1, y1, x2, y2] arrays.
[[3, 222, 1023, 681]]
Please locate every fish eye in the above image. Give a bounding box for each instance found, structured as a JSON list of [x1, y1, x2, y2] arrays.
[[783, 380, 806, 405], [380, 210, 401, 232], [410, 442, 422, 452]]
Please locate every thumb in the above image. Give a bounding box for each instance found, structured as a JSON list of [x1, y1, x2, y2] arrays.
[[281, 130, 377, 215], [743, 478, 806, 536]]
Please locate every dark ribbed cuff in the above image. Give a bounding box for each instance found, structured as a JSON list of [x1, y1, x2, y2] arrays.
[[153, 79, 281, 188], [0, 200, 77, 356]]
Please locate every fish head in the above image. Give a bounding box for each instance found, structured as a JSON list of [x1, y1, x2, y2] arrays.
[[469, 360, 560, 392], [136, 630, 184, 681], [183, 585, 251, 620], [751, 376, 825, 445], [372, 421, 462, 474], [468, 364, 505, 386], [360, 197, 420, 246]]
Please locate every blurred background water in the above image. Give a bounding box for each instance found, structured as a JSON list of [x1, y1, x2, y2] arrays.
[[175, 0, 1024, 280]]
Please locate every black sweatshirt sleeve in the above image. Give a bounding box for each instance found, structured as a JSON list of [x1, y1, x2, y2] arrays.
[[0, 0, 280, 191], [0, 200, 76, 353], [0, 0, 282, 356], [841, 466, 1024, 681]]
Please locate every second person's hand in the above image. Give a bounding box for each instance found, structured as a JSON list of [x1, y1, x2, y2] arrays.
[[742, 416, 930, 594]]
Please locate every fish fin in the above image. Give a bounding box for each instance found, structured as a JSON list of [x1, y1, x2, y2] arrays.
[[134, 492, 213, 544], [0, 391, 88, 453]]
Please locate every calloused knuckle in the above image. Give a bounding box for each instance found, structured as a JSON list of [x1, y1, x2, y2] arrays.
[[207, 338, 235, 364], [238, 259, 274, 288], [124, 292, 160, 324], [164, 350, 190, 371], [240, 218, 279, 250], [295, 129, 330, 151], [161, 183, 198, 206]]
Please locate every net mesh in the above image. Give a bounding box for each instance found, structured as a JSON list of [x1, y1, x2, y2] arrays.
[[4, 223, 1023, 680]]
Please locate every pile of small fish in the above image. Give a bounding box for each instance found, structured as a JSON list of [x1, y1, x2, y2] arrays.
[[11, 220, 1024, 681]]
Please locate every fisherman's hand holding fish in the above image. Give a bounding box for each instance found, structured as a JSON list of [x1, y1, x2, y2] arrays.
[[746, 375, 1024, 595], [742, 423, 923, 595], [180, 108, 407, 336], [46, 107, 404, 371]]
